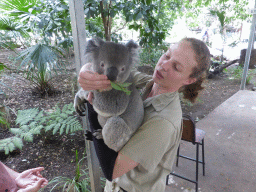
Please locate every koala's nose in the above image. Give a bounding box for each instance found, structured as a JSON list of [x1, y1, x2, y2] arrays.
[[106, 67, 118, 81]]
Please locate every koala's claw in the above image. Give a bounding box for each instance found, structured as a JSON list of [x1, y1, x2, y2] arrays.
[[74, 95, 87, 116], [93, 129, 103, 139], [85, 130, 93, 141]]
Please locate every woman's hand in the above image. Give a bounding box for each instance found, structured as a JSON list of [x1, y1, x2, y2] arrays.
[[78, 63, 111, 91], [17, 178, 48, 192], [15, 167, 48, 189]]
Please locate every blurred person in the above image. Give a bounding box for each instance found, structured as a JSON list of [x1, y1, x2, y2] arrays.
[[0, 161, 48, 192]]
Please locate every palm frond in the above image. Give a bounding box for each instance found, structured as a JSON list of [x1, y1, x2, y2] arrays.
[[0, 0, 40, 15], [17, 43, 64, 71], [0, 16, 29, 37]]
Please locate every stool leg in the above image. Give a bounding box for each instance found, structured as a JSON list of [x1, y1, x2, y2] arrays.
[[202, 139, 205, 176], [176, 145, 180, 167], [166, 175, 169, 185], [196, 143, 199, 192]]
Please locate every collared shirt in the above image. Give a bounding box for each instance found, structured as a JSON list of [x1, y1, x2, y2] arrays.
[[105, 71, 183, 192]]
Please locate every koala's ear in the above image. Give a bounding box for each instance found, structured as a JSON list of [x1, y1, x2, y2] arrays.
[[86, 37, 104, 53], [125, 40, 138, 50], [126, 40, 139, 66]]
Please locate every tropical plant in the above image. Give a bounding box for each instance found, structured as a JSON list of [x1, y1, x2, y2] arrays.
[[42, 150, 91, 192], [0, 0, 72, 95], [0, 16, 29, 50], [16, 43, 64, 95]]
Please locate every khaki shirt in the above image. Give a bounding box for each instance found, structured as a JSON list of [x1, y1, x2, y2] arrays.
[[105, 71, 182, 192]]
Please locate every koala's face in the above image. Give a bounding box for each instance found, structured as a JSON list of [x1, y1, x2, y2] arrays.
[[86, 38, 139, 83]]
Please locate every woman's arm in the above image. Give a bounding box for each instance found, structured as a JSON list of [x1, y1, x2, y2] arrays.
[[112, 153, 139, 180]]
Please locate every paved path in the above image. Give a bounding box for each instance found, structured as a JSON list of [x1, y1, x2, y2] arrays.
[[165, 90, 256, 192]]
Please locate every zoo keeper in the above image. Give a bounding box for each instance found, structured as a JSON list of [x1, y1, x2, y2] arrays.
[[77, 37, 210, 192]]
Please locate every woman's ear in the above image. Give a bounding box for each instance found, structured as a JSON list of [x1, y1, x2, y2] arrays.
[[184, 77, 197, 85]]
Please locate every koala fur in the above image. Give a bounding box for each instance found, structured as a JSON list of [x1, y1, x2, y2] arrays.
[[74, 37, 144, 152]]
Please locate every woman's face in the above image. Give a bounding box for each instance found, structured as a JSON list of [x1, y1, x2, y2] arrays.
[[153, 40, 197, 92]]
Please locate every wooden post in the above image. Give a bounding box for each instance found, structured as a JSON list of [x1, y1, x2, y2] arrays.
[[68, 0, 102, 191]]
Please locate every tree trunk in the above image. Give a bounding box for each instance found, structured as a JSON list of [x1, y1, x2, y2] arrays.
[[100, 1, 112, 41], [239, 49, 256, 69]]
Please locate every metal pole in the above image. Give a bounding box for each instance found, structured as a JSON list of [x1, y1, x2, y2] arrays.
[[68, 0, 101, 191], [240, 1, 256, 90]]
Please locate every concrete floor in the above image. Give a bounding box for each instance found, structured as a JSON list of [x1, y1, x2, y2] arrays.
[[165, 90, 256, 192]]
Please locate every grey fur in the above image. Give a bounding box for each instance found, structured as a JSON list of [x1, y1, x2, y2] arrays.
[[74, 37, 144, 152]]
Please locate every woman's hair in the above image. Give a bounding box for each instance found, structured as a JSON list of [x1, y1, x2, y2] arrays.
[[179, 37, 211, 103]]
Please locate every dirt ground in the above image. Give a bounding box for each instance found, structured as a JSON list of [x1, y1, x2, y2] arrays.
[[0, 49, 255, 191]]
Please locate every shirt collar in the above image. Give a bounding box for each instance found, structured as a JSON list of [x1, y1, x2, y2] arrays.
[[143, 85, 178, 112]]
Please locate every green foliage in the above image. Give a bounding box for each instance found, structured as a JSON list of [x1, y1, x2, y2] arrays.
[[227, 66, 256, 85], [0, 136, 23, 155], [0, 103, 82, 155], [110, 82, 132, 95], [16, 43, 64, 96], [0, 0, 40, 15], [0, 0, 72, 95], [83, 0, 182, 46], [44, 103, 83, 135], [42, 150, 91, 192], [43, 149, 107, 192], [139, 43, 169, 67], [14, 103, 82, 136]]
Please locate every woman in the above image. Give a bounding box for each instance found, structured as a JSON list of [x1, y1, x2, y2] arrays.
[[77, 37, 210, 192], [0, 161, 48, 192]]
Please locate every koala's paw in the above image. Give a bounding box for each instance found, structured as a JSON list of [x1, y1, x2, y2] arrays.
[[92, 129, 103, 140], [74, 94, 87, 116], [85, 130, 93, 141]]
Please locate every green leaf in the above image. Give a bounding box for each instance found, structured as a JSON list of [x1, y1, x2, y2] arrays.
[[5, 146, 9, 155], [53, 123, 61, 135], [0, 63, 9, 71], [13, 137, 23, 149], [8, 142, 15, 152], [110, 82, 132, 95], [59, 123, 66, 135], [45, 124, 55, 131], [66, 124, 70, 134], [10, 128, 21, 135], [135, 11, 143, 20]]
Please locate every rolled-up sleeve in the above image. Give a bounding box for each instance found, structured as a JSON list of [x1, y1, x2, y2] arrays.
[[120, 117, 177, 172]]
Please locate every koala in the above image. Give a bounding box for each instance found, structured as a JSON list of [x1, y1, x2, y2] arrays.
[[74, 37, 144, 152]]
